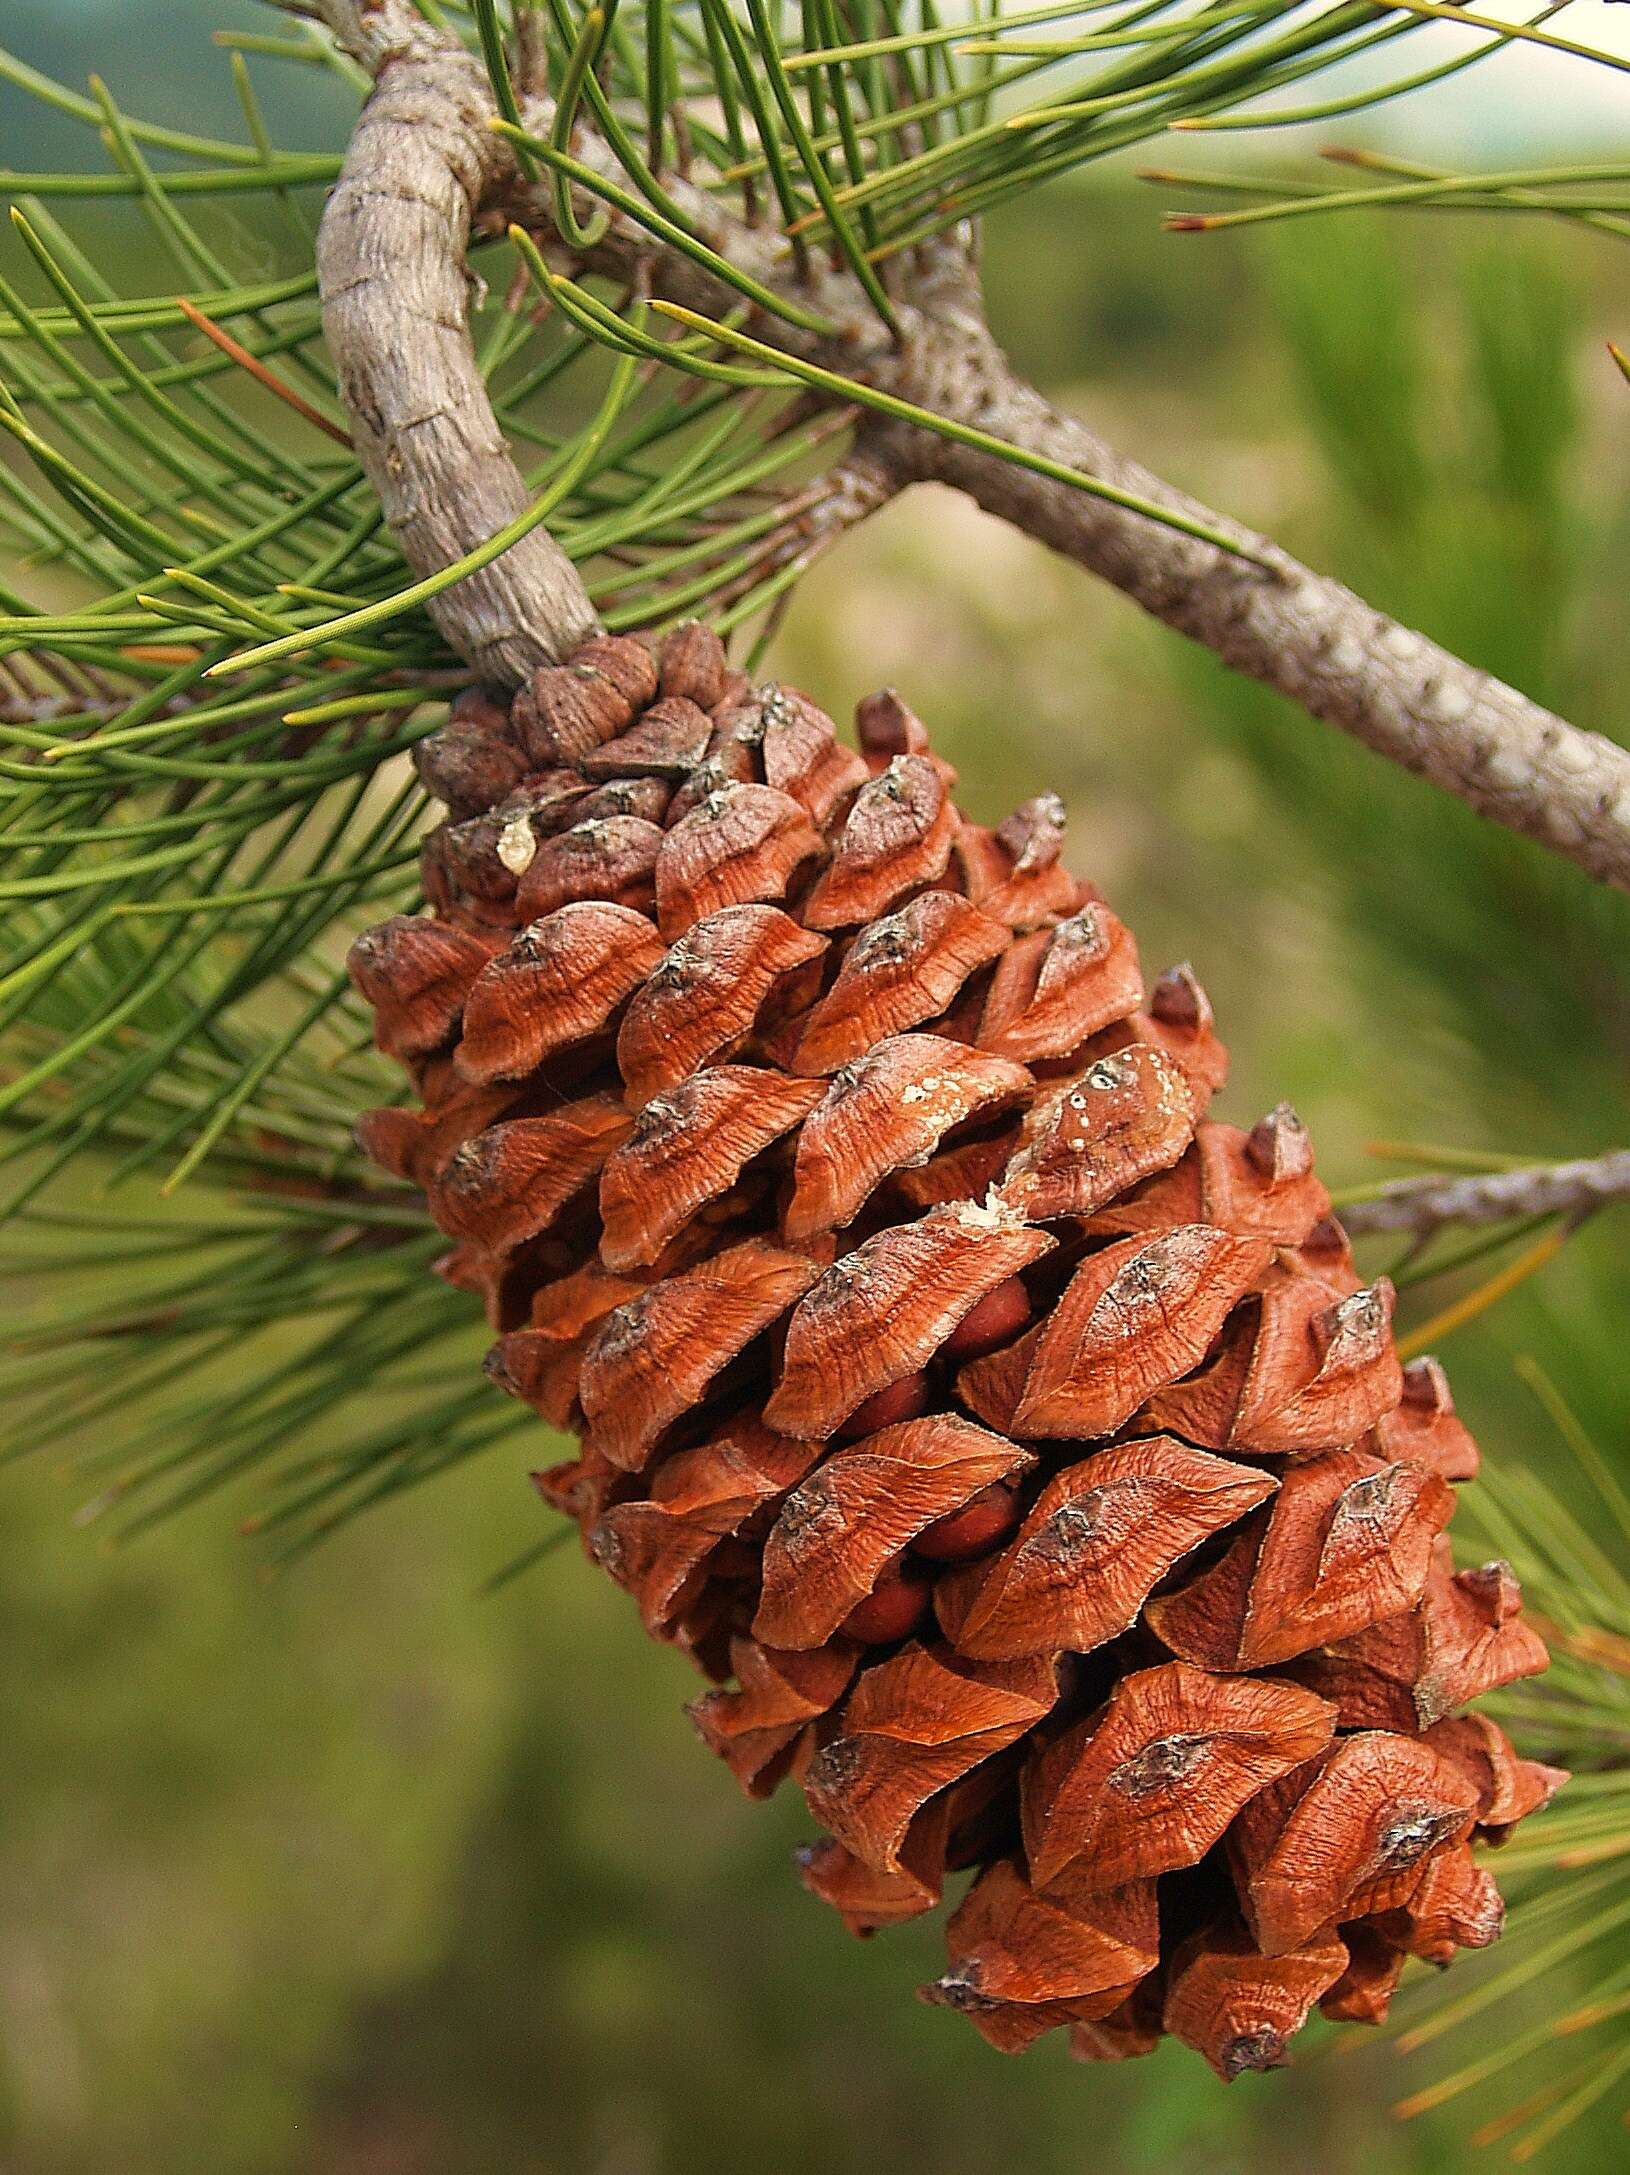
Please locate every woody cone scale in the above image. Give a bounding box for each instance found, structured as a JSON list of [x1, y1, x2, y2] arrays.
[[348, 625, 1563, 2079]]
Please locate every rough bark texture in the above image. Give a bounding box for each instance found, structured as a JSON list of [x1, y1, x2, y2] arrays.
[[862, 299, 1630, 891], [314, 3, 601, 680], [304, 0, 1630, 893], [1340, 1151, 1630, 1238]]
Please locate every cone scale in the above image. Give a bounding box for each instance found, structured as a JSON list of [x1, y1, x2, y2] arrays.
[[348, 626, 1563, 2078]]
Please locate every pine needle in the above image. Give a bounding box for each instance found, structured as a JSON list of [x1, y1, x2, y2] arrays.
[[172, 297, 352, 446]]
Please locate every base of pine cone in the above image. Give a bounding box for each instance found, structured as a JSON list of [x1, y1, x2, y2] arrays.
[[347, 624, 1563, 2079]]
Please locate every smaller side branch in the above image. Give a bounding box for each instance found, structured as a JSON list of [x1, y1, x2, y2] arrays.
[[869, 309, 1630, 894], [1340, 1150, 1630, 1238]]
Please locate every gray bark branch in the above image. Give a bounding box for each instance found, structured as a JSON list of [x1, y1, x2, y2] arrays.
[[300, 0, 1630, 894], [1340, 1151, 1630, 1238], [861, 302, 1630, 890], [312, 1, 600, 680]]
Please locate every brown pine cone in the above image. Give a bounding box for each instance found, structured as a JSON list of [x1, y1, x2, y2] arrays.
[[347, 627, 1561, 2075]]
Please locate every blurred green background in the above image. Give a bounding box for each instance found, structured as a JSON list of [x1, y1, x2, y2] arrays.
[[2, 6, 1628, 2172]]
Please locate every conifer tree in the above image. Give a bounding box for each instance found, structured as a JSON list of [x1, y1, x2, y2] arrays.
[[3, 2, 1629, 2146]]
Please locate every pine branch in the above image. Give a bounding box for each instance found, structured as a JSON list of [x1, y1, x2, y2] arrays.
[[312, 3, 601, 679], [285, 1, 1278, 667], [857, 316, 1630, 892], [1340, 1151, 1630, 1239], [292, 0, 1630, 892]]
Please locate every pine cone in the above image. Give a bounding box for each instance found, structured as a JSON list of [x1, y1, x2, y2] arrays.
[[349, 626, 1563, 2076]]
